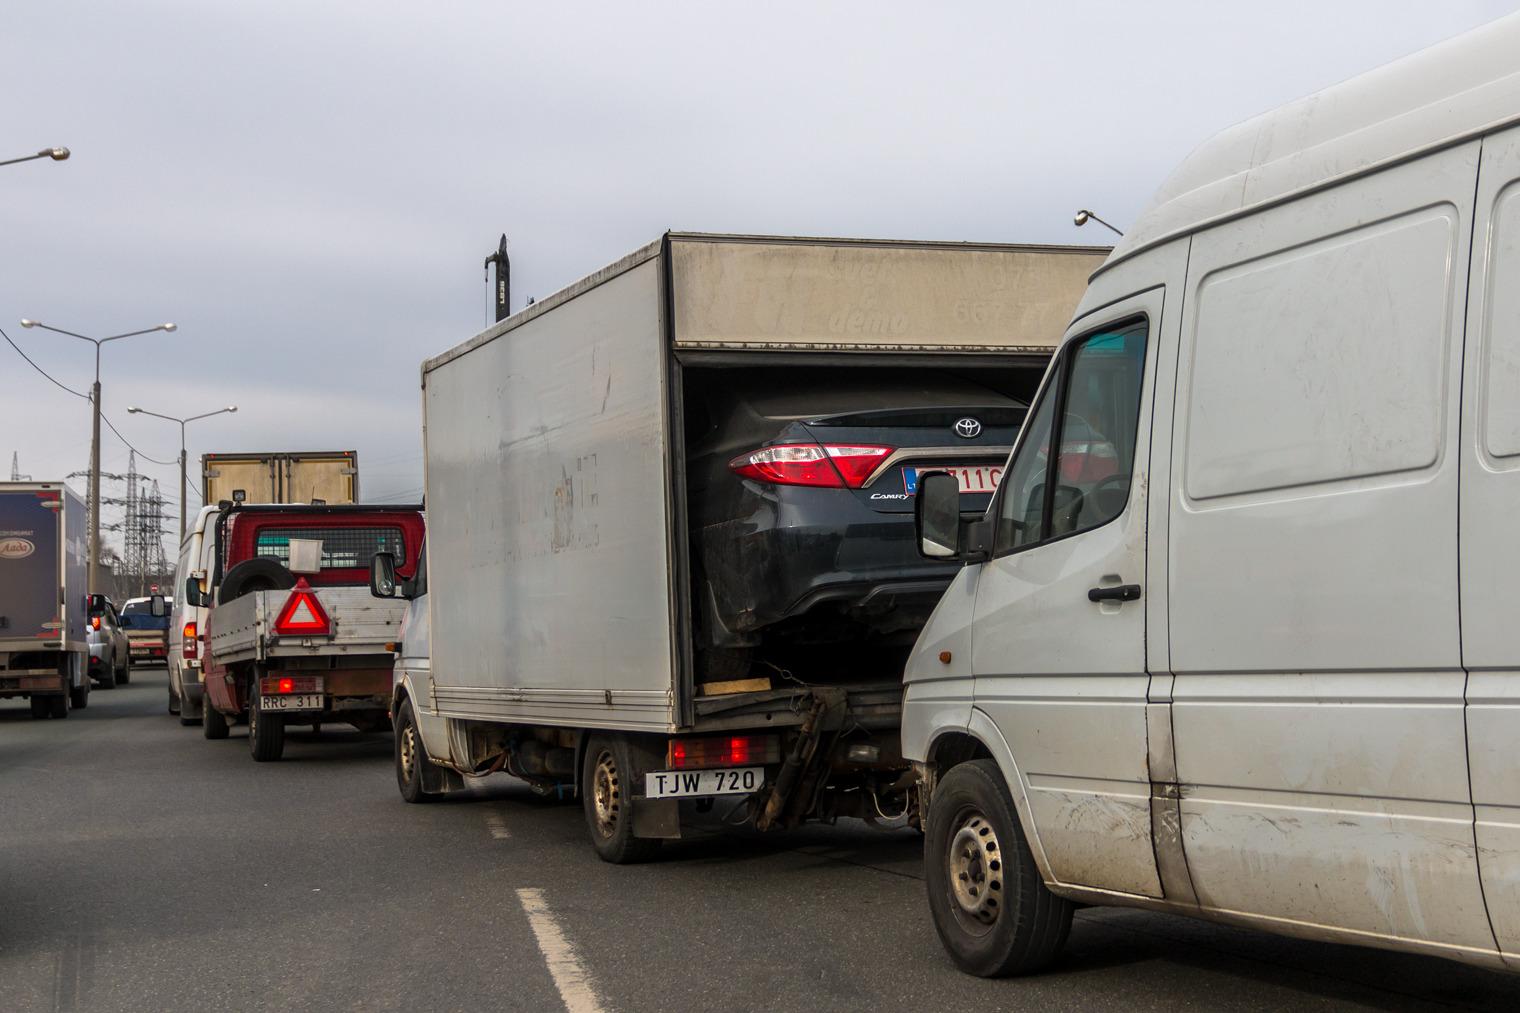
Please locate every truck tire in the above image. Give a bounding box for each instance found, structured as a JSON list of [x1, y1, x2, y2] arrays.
[[924, 759, 1072, 977], [581, 734, 662, 864], [218, 558, 296, 605], [70, 677, 89, 710], [168, 683, 180, 714], [248, 688, 285, 761], [29, 696, 49, 719], [47, 693, 69, 719], [394, 698, 442, 804], [203, 701, 230, 740], [117, 656, 131, 685]]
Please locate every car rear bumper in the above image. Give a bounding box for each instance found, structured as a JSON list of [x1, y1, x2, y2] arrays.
[[697, 501, 961, 643]]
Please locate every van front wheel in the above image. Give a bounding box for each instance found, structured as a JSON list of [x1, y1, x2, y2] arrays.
[[924, 758, 1072, 977]]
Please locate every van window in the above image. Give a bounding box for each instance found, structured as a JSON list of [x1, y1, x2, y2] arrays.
[[995, 321, 1147, 553], [252, 526, 407, 570], [1184, 208, 1455, 500], [1481, 181, 1520, 458]]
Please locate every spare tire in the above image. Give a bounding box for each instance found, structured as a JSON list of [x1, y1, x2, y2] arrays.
[[218, 558, 297, 605]]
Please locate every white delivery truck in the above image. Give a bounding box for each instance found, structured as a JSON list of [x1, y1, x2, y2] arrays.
[[903, 12, 1520, 979], [374, 232, 1103, 861], [0, 481, 91, 717]]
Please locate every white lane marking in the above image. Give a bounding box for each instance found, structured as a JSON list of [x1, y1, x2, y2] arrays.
[[484, 812, 512, 839], [516, 887, 606, 1013]]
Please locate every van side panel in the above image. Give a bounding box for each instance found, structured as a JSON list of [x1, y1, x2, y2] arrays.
[[1168, 144, 1494, 951], [1460, 122, 1520, 964], [423, 255, 677, 732]]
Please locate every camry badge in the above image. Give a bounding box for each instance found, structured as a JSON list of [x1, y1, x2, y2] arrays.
[[953, 417, 982, 439]]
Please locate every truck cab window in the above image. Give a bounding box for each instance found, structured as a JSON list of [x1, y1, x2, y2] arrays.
[[995, 321, 1147, 553]]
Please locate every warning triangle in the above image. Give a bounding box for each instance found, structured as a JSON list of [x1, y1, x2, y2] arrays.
[[273, 578, 331, 635]]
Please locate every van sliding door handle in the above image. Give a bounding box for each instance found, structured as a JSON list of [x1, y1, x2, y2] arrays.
[[1088, 584, 1141, 603]]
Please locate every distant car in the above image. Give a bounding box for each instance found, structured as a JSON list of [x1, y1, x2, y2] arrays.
[[685, 368, 1025, 681], [120, 595, 173, 667], [87, 597, 131, 689]]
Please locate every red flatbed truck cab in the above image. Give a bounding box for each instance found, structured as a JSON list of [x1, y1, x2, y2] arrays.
[[193, 503, 423, 761]]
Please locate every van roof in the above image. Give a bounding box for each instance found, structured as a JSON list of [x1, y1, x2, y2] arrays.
[[1102, 13, 1520, 275]]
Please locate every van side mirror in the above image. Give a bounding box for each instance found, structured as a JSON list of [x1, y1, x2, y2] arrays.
[[916, 472, 964, 559], [150, 594, 167, 618], [184, 577, 207, 608], [370, 552, 399, 598]]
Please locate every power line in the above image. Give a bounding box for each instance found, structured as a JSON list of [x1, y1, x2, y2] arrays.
[[99, 411, 177, 466], [0, 323, 87, 400]]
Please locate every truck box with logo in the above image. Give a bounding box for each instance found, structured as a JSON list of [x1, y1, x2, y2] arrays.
[[0, 481, 91, 718]]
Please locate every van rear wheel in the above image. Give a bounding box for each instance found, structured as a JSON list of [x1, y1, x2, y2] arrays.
[[395, 698, 442, 803], [924, 759, 1072, 977], [581, 735, 662, 864]]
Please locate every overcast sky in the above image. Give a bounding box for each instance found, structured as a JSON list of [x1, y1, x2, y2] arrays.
[[4, 1, 1515, 553]]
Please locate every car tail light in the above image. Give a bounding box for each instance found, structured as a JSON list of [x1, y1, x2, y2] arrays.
[[182, 622, 198, 659], [91, 616, 101, 630], [729, 443, 891, 489], [272, 579, 331, 636], [667, 735, 781, 769]]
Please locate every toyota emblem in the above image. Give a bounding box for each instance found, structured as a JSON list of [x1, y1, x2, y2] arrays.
[[953, 417, 982, 439]]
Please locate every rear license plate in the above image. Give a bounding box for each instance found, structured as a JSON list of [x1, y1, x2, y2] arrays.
[[903, 464, 1003, 495], [260, 693, 324, 712], [645, 767, 763, 799]]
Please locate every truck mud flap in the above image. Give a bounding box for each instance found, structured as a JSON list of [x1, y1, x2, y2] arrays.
[[632, 798, 681, 839]]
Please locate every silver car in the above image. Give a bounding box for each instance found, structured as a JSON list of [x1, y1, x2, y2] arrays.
[[87, 597, 132, 689]]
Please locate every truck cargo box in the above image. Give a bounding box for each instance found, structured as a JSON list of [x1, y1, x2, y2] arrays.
[[202, 451, 359, 506], [422, 233, 1104, 735]]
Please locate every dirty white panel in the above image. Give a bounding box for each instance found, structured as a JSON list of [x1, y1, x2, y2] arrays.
[[1460, 123, 1520, 961], [1183, 208, 1453, 501], [423, 254, 676, 732], [670, 237, 1104, 351], [1169, 143, 1487, 951]]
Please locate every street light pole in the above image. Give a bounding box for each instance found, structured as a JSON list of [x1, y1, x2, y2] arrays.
[[0, 147, 70, 168], [20, 319, 177, 594], [126, 405, 238, 543]]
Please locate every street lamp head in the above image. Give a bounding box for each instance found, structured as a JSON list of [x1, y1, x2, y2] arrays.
[[226, 405, 238, 413], [161, 323, 177, 332], [1074, 210, 1092, 227], [46, 147, 70, 161], [20, 319, 36, 328], [127, 406, 141, 414]]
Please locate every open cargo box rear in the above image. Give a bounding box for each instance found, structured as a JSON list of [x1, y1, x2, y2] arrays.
[[421, 233, 1105, 735]]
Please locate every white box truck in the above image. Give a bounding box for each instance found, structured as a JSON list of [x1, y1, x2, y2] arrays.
[[376, 232, 1103, 861], [0, 481, 91, 717]]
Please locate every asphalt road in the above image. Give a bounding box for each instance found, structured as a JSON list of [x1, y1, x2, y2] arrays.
[[3, 669, 1517, 1013]]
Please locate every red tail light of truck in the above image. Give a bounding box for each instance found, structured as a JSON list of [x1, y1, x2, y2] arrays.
[[667, 734, 781, 769], [182, 622, 197, 659]]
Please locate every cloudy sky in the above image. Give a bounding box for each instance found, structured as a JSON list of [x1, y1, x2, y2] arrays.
[[4, 1, 1515, 552]]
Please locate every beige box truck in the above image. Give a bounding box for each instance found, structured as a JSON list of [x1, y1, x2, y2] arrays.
[[202, 451, 359, 506]]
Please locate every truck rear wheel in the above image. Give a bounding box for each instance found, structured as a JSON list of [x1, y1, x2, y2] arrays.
[[924, 759, 1072, 977], [69, 677, 89, 710], [203, 701, 230, 740], [248, 689, 285, 761], [29, 696, 49, 719], [581, 734, 662, 864], [395, 699, 442, 803], [46, 693, 68, 719]]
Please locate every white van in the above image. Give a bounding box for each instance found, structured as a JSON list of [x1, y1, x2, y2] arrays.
[[904, 14, 1520, 976], [166, 505, 221, 724]]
